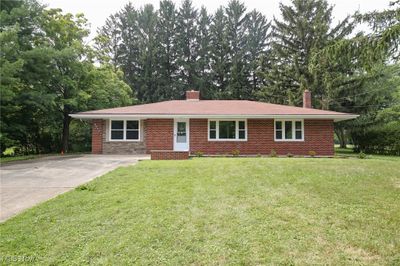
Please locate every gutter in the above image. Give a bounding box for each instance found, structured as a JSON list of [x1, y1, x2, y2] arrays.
[[70, 113, 359, 122]]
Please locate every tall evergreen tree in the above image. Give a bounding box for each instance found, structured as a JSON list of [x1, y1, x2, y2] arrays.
[[225, 0, 249, 99], [95, 3, 141, 99], [310, 1, 400, 148], [176, 0, 198, 97], [118, 4, 141, 95], [95, 1, 272, 102], [196, 7, 212, 98], [246, 10, 270, 97], [209, 7, 230, 98], [136, 4, 158, 102], [156, 0, 179, 100], [258, 0, 353, 106], [94, 13, 122, 65]]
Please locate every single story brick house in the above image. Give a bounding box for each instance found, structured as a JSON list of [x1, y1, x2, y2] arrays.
[[70, 90, 357, 159]]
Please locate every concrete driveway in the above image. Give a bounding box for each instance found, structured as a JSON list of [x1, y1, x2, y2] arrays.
[[0, 154, 149, 222]]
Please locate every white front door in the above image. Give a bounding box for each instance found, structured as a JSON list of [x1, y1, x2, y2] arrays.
[[174, 119, 189, 151]]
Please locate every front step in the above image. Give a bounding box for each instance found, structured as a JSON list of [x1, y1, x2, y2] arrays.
[[150, 150, 189, 160]]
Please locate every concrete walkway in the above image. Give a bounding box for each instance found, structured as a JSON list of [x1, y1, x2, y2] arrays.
[[0, 154, 149, 222]]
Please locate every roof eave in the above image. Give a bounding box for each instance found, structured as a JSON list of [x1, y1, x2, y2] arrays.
[[70, 113, 359, 122]]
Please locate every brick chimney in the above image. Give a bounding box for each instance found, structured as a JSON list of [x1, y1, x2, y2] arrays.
[[303, 90, 312, 108], [186, 90, 200, 101]]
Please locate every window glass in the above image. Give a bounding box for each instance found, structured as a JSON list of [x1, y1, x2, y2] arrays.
[[295, 130, 302, 140], [238, 121, 246, 139], [295, 121, 302, 139], [126, 121, 139, 140], [285, 121, 293, 139], [127, 120, 139, 129], [111, 131, 123, 140], [177, 122, 186, 133], [275, 121, 283, 140], [210, 121, 216, 130], [209, 130, 216, 139], [219, 121, 236, 139], [276, 130, 283, 140], [111, 120, 124, 140], [176, 122, 186, 143], [239, 130, 246, 139], [209, 121, 217, 139], [111, 120, 123, 129], [275, 121, 282, 130], [126, 131, 139, 140]]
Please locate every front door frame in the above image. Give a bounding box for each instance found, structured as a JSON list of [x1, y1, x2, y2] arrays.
[[173, 118, 189, 151]]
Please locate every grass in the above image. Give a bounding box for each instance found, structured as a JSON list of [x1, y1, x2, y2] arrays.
[[335, 146, 400, 160], [1, 157, 400, 265], [0, 153, 89, 164], [0, 155, 39, 164]]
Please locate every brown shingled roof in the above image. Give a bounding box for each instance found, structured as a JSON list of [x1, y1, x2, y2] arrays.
[[74, 100, 352, 116]]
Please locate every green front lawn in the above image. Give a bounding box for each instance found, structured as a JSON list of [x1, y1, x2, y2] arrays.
[[1, 158, 399, 265], [334, 147, 400, 160]]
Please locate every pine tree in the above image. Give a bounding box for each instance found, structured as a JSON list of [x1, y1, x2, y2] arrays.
[[176, 0, 198, 97], [259, 0, 353, 106], [137, 4, 158, 102], [225, 0, 249, 99], [94, 13, 122, 66], [246, 10, 270, 97], [119, 4, 141, 97], [311, 1, 400, 148], [196, 7, 212, 98], [95, 1, 271, 102], [156, 0, 179, 100], [209, 7, 230, 98]]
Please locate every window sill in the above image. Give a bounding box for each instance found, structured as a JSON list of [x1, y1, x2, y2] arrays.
[[208, 139, 248, 142], [274, 139, 304, 142], [107, 140, 142, 142]]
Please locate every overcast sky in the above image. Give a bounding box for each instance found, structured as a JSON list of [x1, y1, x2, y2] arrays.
[[45, 0, 390, 42]]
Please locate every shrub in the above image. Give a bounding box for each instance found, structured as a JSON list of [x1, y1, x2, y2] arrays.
[[2, 147, 16, 157], [195, 151, 204, 157], [358, 151, 367, 159], [232, 149, 240, 157], [350, 121, 400, 155], [256, 153, 262, 157], [308, 150, 316, 157], [270, 149, 277, 157], [287, 153, 294, 158]]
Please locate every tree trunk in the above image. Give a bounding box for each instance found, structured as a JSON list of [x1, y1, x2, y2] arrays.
[[335, 127, 347, 149], [253, 71, 257, 93], [61, 110, 71, 153]]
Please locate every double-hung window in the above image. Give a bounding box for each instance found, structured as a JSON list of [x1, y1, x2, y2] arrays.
[[208, 120, 247, 141], [275, 120, 303, 141], [110, 120, 140, 141]]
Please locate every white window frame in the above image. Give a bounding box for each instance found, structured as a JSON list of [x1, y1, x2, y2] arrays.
[[208, 119, 247, 141], [274, 119, 304, 142], [109, 119, 141, 141]]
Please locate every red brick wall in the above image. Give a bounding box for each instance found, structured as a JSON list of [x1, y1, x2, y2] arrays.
[[100, 118, 334, 156], [151, 150, 189, 160], [189, 119, 334, 156], [146, 119, 174, 153], [92, 119, 104, 154]]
